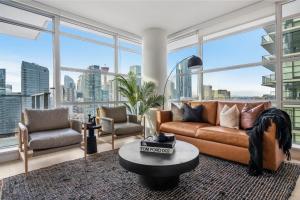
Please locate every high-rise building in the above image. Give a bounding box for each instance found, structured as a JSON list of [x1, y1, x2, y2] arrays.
[[176, 59, 192, 99], [63, 75, 76, 102], [0, 69, 6, 95], [130, 65, 141, 86], [212, 89, 231, 100], [101, 66, 110, 101], [261, 18, 300, 143], [0, 94, 22, 135], [78, 65, 102, 102], [21, 61, 49, 108], [77, 65, 102, 117], [5, 84, 12, 94]]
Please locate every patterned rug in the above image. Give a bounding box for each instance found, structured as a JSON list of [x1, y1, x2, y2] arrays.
[[1, 150, 300, 200]]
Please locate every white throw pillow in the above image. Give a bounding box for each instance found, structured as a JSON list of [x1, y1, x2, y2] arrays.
[[220, 104, 240, 129]]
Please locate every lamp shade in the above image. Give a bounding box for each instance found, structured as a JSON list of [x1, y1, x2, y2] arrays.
[[187, 55, 202, 69]]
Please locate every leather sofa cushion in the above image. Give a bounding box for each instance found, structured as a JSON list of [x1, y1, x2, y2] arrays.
[[160, 122, 212, 138], [29, 128, 82, 150], [114, 122, 143, 136], [24, 108, 70, 133], [100, 106, 127, 123], [240, 103, 264, 129], [216, 101, 271, 126], [195, 126, 249, 148], [189, 101, 218, 125]]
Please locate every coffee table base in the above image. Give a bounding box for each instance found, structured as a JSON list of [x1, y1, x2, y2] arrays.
[[138, 175, 179, 190]]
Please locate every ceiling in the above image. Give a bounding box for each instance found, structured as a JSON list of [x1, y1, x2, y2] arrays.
[[33, 0, 272, 37]]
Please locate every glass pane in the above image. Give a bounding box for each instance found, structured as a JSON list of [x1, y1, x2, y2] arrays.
[[118, 50, 142, 75], [203, 66, 275, 100], [0, 21, 53, 148], [167, 73, 200, 102], [167, 45, 198, 73], [203, 24, 275, 69], [61, 69, 116, 103], [60, 35, 114, 71], [119, 38, 141, 52]]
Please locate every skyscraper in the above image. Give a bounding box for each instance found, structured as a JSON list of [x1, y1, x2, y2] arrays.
[[0, 69, 6, 95], [78, 65, 102, 102], [0, 94, 22, 135], [63, 75, 76, 102], [176, 59, 192, 99], [101, 66, 110, 101], [130, 65, 142, 87], [21, 61, 49, 108], [5, 84, 12, 94]]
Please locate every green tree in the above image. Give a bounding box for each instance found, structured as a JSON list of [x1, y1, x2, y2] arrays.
[[115, 71, 164, 115]]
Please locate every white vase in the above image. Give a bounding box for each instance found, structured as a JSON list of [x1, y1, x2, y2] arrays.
[[144, 107, 160, 137]]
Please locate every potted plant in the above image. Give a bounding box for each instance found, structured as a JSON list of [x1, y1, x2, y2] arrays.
[[115, 71, 164, 116], [115, 72, 164, 136]]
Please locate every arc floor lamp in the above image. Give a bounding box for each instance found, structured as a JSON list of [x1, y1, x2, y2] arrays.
[[162, 55, 203, 109]]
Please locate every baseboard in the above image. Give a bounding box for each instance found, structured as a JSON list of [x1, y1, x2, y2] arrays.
[[0, 147, 19, 164]]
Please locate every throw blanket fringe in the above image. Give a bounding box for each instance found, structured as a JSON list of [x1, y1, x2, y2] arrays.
[[246, 108, 292, 176]]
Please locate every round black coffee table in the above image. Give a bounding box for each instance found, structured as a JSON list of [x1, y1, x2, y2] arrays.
[[118, 140, 199, 190]]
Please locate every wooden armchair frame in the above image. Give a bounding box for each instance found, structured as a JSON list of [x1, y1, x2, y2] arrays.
[[100, 115, 145, 150], [18, 121, 87, 176]]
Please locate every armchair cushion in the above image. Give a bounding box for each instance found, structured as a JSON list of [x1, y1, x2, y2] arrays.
[[100, 106, 127, 123], [24, 108, 70, 133], [114, 122, 143, 136], [28, 128, 82, 150]]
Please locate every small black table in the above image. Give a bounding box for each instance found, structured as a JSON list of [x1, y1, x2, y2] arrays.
[[118, 140, 199, 190], [86, 123, 101, 154]]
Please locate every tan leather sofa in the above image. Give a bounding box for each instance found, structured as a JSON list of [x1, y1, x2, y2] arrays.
[[157, 101, 285, 171]]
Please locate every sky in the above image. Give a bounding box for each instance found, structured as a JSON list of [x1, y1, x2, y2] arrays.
[[0, 22, 274, 97]]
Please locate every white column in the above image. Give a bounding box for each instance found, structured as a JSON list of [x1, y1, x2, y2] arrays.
[[142, 28, 167, 94]]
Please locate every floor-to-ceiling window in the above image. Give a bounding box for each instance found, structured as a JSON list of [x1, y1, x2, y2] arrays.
[[0, 2, 141, 151], [202, 24, 276, 101], [60, 21, 115, 120], [167, 43, 199, 103], [0, 3, 53, 149]]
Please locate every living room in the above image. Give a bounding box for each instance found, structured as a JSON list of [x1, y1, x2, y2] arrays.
[[0, 0, 300, 199]]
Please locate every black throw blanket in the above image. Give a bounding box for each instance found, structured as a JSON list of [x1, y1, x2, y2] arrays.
[[246, 108, 292, 176]]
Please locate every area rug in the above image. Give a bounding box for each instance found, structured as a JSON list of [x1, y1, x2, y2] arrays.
[[1, 150, 300, 200]]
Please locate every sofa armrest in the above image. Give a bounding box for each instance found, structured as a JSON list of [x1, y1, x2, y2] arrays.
[[101, 117, 114, 133], [156, 110, 172, 131], [263, 121, 286, 171], [70, 119, 82, 134]]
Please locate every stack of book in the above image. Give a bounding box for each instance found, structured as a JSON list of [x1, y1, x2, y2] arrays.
[[140, 136, 176, 154]]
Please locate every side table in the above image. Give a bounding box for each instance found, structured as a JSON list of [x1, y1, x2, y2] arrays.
[[86, 123, 101, 154]]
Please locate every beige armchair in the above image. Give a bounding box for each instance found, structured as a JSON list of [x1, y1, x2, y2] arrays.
[[99, 106, 145, 149], [18, 107, 87, 176]]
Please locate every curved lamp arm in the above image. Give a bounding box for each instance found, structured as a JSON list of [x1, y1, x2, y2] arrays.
[[162, 56, 193, 110]]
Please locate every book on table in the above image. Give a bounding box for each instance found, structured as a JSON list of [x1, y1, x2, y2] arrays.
[[140, 146, 174, 154], [140, 135, 175, 154]]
